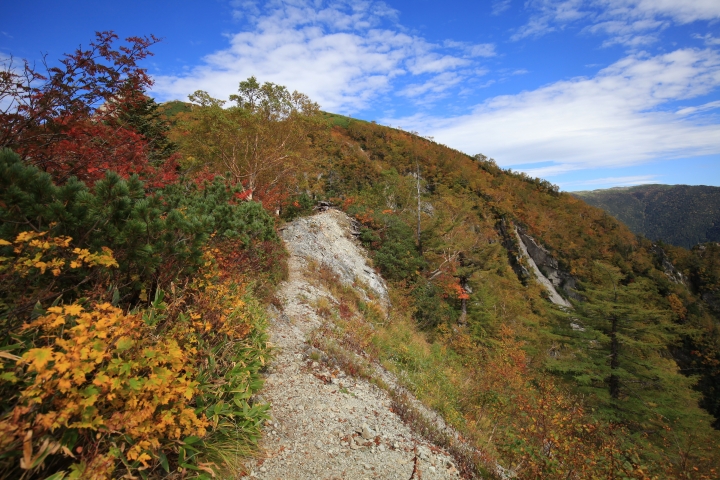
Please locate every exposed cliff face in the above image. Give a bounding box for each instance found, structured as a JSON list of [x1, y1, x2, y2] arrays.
[[496, 219, 577, 308], [280, 209, 389, 308], [512, 228, 570, 308], [651, 244, 689, 287], [516, 227, 581, 303], [497, 218, 531, 283]]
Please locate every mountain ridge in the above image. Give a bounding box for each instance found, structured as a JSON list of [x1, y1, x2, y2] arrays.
[[572, 183, 720, 248]]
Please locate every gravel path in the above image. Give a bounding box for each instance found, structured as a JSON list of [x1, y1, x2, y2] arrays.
[[241, 211, 461, 479]]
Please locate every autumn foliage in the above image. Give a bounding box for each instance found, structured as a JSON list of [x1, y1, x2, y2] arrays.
[[0, 31, 177, 187], [0, 32, 282, 478], [4, 28, 720, 478], [315, 119, 720, 477], [0, 227, 271, 478], [172, 77, 322, 210]]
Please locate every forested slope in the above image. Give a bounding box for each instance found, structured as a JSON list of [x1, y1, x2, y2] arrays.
[[299, 120, 720, 477], [572, 184, 720, 248], [2, 31, 720, 478]]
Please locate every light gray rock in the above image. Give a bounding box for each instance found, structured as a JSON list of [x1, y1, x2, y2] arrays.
[[281, 210, 390, 309], [361, 423, 374, 439], [514, 227, 572, 308]]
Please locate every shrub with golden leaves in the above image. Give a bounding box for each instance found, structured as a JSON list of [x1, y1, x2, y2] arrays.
[[0, 302, 209, 477], [0, 235, 270, 479]]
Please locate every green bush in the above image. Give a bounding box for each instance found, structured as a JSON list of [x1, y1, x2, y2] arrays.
[[281, 192, 315, 221], [364, 215, 425, 282], [0, 149, 277, 310], [412, 278, 458, 328], [0, 149, 275, 478]]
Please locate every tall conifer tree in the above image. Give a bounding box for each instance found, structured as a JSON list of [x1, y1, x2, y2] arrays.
[[550, 262, 702, 432]]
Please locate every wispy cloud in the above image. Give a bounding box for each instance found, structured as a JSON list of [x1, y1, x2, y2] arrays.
[[468, 43, 497, 57], [443, 40, 496, 58], [399, 72, 461, 96], [492, 0, 512, 16], [511, 0, 586, 40], [152, 0, 494, 113], [386, 48, 720, 176], [513, 0, 720, 46], [565, 174, 660, 188], [676, 100, 720, 116], [695, 33, 720, 46]]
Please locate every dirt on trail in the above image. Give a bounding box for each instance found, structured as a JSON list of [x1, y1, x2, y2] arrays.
[[240, 210, 463, 480]]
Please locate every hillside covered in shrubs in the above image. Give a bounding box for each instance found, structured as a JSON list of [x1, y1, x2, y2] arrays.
[[2, 32, 720, 479]]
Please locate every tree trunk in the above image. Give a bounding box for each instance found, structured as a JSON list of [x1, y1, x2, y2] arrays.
[[609, 313, 620, 400], [459, 279, 468, 326], [416, 160, 422, 255]]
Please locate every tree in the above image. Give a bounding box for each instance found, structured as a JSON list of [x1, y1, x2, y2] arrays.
[[176, 77, 321, 208], [422, 185, 486, 326], [549, 262, 706, 432], [0, 31, 175, 186]]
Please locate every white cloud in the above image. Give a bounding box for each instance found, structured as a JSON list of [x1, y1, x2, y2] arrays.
[[493, 0, 512, 16], [386, 48, 720, 177], [695, 33, 720, 46], [443, 40, 496, 57], [624, 0, 720, 23], [514, 0, 720, 46], [565, 174, 660, 187], [676, 100, 720, 116], [399, 72, 463, 98], [407, 54, 469, 75], [468, 43, 497, 57], [152, 0, 492, 112], [512, 0, 587, 40]]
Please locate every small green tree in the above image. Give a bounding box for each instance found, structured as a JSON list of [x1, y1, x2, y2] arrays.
[[116, 93, 179, 166]]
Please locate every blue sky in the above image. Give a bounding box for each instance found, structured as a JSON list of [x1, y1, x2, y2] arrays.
[[3, 0, 720, 191]]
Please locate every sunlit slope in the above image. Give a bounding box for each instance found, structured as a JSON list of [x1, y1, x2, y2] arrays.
[[313, 119, 720, 437]]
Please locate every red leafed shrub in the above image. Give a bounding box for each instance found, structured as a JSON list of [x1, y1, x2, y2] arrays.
[[1, 31, 177, 187]]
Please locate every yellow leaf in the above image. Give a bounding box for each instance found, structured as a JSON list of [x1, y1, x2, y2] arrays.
[[50, 315, 66, 328], [64, 304, 83, 316], [0, 239, 10, 246], [57, 378, 72, 391], [16, 231, 43, 243], [54, 357, 71, 373], [23, 348, 54, 371], [136, 452, 151, 466]]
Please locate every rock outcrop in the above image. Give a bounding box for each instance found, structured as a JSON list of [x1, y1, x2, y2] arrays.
[[516, 227, 579, 302], [514, 227, 572, 308], [280, 210, 389, 308], [651, 244, 689, 287]]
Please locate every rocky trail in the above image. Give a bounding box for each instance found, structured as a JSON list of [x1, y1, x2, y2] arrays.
[[240, 210, 464, 479]]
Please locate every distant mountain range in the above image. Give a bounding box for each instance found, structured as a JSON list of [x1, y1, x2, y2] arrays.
[[572, 184, 720, 249]]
